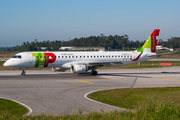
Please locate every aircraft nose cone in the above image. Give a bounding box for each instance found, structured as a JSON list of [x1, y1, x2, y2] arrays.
[[3, 61, 10, 67]]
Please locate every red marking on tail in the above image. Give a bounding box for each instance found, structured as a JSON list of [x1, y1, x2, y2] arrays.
[[151, 29, 160, 52]]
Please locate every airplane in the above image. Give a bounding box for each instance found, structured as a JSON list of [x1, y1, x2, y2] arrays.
[[3, 29, 160, 76]]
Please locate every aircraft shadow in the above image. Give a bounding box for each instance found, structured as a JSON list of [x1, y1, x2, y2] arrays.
[[0, 71, 180, 80]]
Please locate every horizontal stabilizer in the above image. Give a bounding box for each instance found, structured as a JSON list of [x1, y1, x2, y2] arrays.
[[147, 53, 161, 57]]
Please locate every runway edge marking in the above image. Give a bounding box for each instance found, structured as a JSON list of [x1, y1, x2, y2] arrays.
[[0, 97, 32, 116], [84, 89, 130, 111]]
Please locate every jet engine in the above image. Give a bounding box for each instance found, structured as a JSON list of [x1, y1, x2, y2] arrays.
[[52, 67, 66, 72], [70, 64, 87, 73]]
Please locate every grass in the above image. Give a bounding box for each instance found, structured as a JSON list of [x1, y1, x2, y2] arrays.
[[88, 87, 180, 109], [4, 103, 180, 119], [0, 98, 28, 117], [2, 103, 180, 120], [2, 87, 180, 119]]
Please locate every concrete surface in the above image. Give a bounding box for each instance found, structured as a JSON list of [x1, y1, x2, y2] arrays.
[[0, 67, 180, 116]]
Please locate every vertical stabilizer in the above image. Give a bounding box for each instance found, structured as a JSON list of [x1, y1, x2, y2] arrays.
[[137, 29, 160, 53], [132, 29, 160, 61]]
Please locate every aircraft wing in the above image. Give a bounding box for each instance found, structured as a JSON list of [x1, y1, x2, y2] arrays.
[[147, 52, 176, 58], [74, 61, 123, 67], [147, 53, 161, 57]]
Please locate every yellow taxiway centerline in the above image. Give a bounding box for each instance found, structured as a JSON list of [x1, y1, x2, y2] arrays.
[[74, 79, 94, 84], [156, 78, 180, 82]]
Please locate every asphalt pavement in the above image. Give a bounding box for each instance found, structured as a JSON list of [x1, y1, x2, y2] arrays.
[[0, 67, 180, 116]]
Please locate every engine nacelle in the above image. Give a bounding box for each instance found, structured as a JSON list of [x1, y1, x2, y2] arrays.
[[52, 67, 66, 72], [70, 64, 87, 73]]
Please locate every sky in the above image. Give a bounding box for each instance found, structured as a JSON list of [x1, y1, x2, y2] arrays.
[[0, 0, 180, 47]]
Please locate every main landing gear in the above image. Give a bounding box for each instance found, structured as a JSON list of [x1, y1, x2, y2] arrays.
[[91, 70, 98, 75], [21, 68, 26, 76]]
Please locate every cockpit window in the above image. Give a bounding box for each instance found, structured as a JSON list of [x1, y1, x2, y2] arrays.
[[12, 55, 21, 58]]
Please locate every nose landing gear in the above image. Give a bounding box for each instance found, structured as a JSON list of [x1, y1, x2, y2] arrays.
[[21, 68, 26, 76]]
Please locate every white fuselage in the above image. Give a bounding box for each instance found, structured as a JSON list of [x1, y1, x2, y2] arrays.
[[4, 51, 151, 69]]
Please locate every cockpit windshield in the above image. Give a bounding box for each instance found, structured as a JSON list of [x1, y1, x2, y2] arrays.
[[12, 55, 21, 58]]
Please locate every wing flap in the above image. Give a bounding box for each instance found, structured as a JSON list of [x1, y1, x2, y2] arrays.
[[87, 61, 123, 67]]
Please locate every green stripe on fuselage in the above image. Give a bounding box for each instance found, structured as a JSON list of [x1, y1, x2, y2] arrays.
[[32, 53, 45, 67]]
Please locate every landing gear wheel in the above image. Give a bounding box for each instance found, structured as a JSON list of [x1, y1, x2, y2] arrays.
[[21, 70, 25, 76], [91, 70, 97, 75]]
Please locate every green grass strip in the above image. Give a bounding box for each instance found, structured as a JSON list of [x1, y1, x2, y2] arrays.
[[0, 98, 28, 117], [88, 87, 180, 109]]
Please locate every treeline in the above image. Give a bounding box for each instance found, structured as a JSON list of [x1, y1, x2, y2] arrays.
[[158, 37, 180, 49], [3, 34, 180, 51]]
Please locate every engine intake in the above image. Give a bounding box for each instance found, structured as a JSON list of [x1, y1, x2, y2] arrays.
[[70, 64, 87, 73]]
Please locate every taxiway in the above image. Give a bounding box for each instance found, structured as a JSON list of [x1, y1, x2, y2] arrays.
[[0, 67, 180, 116]]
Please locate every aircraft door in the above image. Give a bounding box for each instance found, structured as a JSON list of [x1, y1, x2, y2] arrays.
[[27, 53, 34, 64]]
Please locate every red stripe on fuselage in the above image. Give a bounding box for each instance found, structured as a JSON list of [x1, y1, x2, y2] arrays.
[[131, 53, 142, 61]]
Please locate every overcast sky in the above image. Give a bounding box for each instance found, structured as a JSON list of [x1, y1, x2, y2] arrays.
[[1, 0, 180, 47]]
